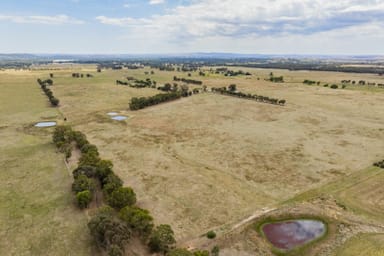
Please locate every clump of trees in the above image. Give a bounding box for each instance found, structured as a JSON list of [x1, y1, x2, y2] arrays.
[[269, 73, 284, 83], [37, 78, 59, 106], [173, 76, 203, 85], [212, 86, 286, 106], [116, 78, 157, 88], [374, 160, 384, 169], [129, 92, 182, 110]]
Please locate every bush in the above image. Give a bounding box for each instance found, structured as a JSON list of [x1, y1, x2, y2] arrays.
[[108, 187, 136, 210], [330, 84, 338, 89], [73, 165, 97, 179], [148, 224, 176, 253], [103, 173, 123, 197], [76, 190, 92, 208], [88, 212, 131, 251], [206, 230, 216, 239], [72, 175, 95, 193], [119, 206, 154, 238]]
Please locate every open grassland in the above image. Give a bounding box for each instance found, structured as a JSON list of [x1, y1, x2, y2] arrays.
[[334, 233, 384, 256], [0, 70, 92, 255], [43, 65, 384, 241], [2, 65, 384, 255]]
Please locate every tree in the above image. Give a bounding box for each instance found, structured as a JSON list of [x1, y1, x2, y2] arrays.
[[167, 248, 193, 256], [108, 187, 136, 210], [72, 174, 95, 193], [148, 224, 176, 253], [119, 207, 154, 238], [228, 84, 237, 92], [103, 173, 123, 197], [52, 125, 73, 149], [73, 165, 97, 179], [88, 211, 131, 252], [76, 190, 92, 209], [330, 84, 338, 89], [50, 97, 59, 106]]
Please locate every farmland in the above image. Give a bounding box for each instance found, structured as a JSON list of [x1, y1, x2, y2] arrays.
[[1, 63, 384, 255]]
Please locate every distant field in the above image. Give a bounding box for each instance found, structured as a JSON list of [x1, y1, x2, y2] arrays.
[[1, 65, 384, 255], [0, 70, 92, 255]]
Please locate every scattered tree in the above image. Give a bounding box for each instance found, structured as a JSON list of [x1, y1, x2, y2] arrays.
[[148, 224, 176, 253]]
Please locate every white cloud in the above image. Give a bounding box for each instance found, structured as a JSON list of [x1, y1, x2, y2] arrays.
[[0, 14, 84, 25], [149, 0, 165, 5], [94, 0, 384, 54]]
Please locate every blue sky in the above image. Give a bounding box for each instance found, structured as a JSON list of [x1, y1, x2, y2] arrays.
[[1, 0, 384, 54]]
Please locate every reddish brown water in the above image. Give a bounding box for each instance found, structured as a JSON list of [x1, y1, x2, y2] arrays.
[[262, 220, 325, 250]]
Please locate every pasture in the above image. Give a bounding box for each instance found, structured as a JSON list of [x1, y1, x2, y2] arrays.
[[1, 64, 384, 255]]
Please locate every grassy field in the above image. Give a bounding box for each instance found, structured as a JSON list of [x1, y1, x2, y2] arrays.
[[1, 65, 384, 255], [0, 70, 92, 255], [334, 233, 384, 256]]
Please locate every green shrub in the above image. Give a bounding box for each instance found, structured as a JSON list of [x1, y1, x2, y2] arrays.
[[103, 173, 123, 197], [148, 224, 176, 253], [206, 230, 216, 239], [76, 190, 92, 209], [330, 84, 338, 89], [119, 206, 154, 238], [108, 187, 136, 210], [72, 175, 95, 193]]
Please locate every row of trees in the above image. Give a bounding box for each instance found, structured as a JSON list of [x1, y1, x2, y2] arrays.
[[52, 126, 185, 255], [72, 73, 93, 78], [212, 86, 286, 106], [129, 92, 182, 110], [173, 76, 203, 85], [374, 160, 384, 169], [303, 80, 320, 85], [37, 78, 59, 106]]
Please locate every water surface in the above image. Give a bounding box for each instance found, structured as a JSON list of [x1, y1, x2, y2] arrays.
[[35, 121, 57, 127], [111, 115, 127, 121], [262, 219, 326, 250]]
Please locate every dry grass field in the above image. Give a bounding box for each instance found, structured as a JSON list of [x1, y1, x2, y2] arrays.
[[1, 64, 384, 255], [0, 70, 92, 255]]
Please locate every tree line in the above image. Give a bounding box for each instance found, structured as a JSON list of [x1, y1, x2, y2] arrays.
[[129, 92, 183, 110], [37, 78, 59, 106], [211, 85, 286, 106], [173, 76, 203, 85], [72, 73, 93, 78], [52, 126, 214, 256]]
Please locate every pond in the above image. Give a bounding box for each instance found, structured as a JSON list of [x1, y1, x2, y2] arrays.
[[262, 219, 326, 251], [34, 121, 57, 127], [111, 115, 127, 121]]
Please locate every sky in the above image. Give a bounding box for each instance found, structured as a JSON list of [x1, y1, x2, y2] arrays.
[[0, 0, 384, 55]]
